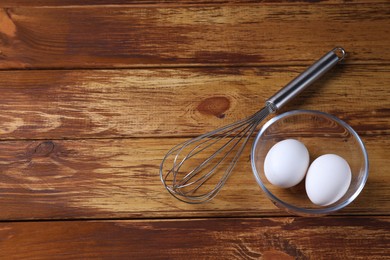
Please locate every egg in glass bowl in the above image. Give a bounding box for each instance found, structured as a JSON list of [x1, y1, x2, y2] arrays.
[[251, 110, 369, 216]]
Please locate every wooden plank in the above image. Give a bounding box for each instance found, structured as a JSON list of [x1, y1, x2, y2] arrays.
[[0, 217, 389, 259], [0, 0, 383, 7], [0, 65, 388, 140], [0, 4, 389, 69], [0, 136, 387, 220]]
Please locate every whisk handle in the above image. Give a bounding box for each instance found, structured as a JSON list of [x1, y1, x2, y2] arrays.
[[266, 47, 346, 112]]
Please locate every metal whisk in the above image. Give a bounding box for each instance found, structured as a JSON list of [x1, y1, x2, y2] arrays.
[[160, 47, 346, 204]]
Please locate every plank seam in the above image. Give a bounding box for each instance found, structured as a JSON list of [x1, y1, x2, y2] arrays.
[[1, 213, 389, 223]]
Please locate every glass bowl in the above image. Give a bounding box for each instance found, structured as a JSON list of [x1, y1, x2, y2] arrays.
[[251, 110, 369, 216]]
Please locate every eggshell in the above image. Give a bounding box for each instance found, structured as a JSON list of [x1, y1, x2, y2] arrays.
[[305, 154, 352, 206], [264, 139, 309, 188]]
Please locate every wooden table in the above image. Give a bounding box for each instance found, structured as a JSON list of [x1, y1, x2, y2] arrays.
[[0, 1, 389, 259]]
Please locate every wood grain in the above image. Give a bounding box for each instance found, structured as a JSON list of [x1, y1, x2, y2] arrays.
[[0, 0, 388, 258], [0, 4, 389, 69], [0, 136, 387, 220], [0, 0, 384, 7], [0, 217, 389, 259], [0, 65, 388, 140]]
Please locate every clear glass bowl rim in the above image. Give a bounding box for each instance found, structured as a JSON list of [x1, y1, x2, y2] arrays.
[[250, 109, 369, 215]]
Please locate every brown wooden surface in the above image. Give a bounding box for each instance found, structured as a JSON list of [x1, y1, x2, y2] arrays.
[[1, 217, 389, 259], [0, 4, 389, 69], [2, 0, 387, 7], [0, 65, 388, 140], [0, 137, 390, 220], [0, 136, 388, 220], [0, 0, 389, 259]]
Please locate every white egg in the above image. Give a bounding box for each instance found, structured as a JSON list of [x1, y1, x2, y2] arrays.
[[264, 139, 309, 188], [305, 154, 352, 206]]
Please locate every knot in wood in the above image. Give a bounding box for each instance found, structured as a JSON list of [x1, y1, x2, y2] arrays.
[[197, 96, 230, 119], [34, 141, 55, 157]]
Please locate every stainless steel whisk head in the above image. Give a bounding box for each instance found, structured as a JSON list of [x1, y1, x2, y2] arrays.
[[160, 47, 346, 204], [160, 107, 271, 203]]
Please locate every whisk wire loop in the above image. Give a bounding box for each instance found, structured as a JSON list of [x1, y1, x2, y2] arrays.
[[161, 107, 270, 203]]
